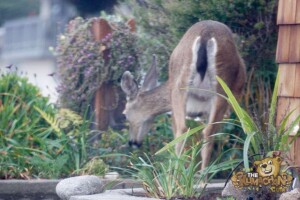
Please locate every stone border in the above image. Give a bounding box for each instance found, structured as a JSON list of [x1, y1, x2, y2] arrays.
[[0, 179, 225, 200], [0, 179, 144, 200], [0, 179, 60, 200]]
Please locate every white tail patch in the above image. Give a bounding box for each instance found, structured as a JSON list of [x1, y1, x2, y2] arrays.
[[191, 36, 201, 70], [207, 37, 217, 70]]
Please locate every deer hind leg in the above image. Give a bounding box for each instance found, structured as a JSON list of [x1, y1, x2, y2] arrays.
[[171, 88, 188, 154], [201, 96, 228, 171]]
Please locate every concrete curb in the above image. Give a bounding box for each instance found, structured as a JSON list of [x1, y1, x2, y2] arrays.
[[0, 179, 60, 200]]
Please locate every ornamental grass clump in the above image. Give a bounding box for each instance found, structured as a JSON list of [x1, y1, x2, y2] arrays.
[[126, 126, 241, 200], [56, 17, 140, 114], [217, 74, 300, 170]]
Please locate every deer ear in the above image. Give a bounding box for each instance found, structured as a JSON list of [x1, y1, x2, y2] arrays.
[[141, 55, 158, 91], [121, 71, 138, 99], [126, 19, 136, 32]]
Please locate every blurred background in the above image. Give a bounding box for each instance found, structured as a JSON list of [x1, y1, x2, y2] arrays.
[[0, 0, 118, 102]]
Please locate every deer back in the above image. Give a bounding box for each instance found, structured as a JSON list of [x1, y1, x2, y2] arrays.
[[169, 20, 245, 96]]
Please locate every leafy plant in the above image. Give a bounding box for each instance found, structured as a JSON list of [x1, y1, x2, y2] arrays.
[[76, 157, 109, 176], [217, 74, 300, 170], [56, 17, 141, 114], [127, 127, 241, 200], [34, 106, 93, 176], [92, 114, 173, 169], [0, 71, 56, 179]]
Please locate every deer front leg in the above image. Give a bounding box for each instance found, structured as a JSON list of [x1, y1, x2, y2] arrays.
[[201, 96, 228, 171], [171, 88, 187, 154]]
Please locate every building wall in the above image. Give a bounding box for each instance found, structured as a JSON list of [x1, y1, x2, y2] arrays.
[[0, 59, 58, 103], [0, 0, 76, 103]]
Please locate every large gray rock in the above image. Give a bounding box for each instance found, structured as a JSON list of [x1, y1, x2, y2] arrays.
[[56, 175, 104, 200], [279, 188, 300, 200]]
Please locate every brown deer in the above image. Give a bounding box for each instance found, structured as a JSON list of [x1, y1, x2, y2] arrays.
[[120, 20, 246, 170]]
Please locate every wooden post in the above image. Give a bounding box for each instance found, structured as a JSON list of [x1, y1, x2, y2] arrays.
[[90, 18, 136, 131], [276, 0, 300, 165], [91, 18, 126, 130]]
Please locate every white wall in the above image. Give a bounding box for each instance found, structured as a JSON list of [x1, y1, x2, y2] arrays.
[[0, 59, 58, 103]]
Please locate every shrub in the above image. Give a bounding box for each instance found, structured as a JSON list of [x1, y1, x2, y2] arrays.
[[0, 71, 99, 179], [0, 71, 56, 178], [56, 17, 141, 114]]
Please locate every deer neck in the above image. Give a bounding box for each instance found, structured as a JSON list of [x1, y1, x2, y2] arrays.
[[139, 81, 172, 117]]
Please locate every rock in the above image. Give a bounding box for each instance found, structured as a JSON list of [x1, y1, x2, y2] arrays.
[[56, 175, 104, 200], [222, 181, 247, 200], [279, 188, 300, 200]]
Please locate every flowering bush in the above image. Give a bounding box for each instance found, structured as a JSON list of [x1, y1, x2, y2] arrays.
[[56, 17, 140, 114]]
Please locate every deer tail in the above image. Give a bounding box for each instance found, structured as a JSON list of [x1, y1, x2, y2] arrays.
[[192, 36, 218, 81]]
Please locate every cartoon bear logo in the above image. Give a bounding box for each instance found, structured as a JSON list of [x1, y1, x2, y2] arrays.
[[254, 156, 282, 177]]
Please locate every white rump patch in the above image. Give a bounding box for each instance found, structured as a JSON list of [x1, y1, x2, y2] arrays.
[[185, 37, 218, 118], [191, 36, 201, 70], [206, 37, 218, 72]]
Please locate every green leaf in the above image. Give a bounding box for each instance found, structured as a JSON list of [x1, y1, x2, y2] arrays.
[[155, 124, 205, 155], [217, 76, 259, 153], [268, 71, 279, 132], [243, 131, 256, 171], [34, 106, 61, 134]]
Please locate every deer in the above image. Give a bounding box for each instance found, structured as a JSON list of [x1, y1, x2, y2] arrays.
[[120, 20, 246, 171]]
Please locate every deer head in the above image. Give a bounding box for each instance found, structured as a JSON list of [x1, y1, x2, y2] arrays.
[[121, 55, 165, 147]]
